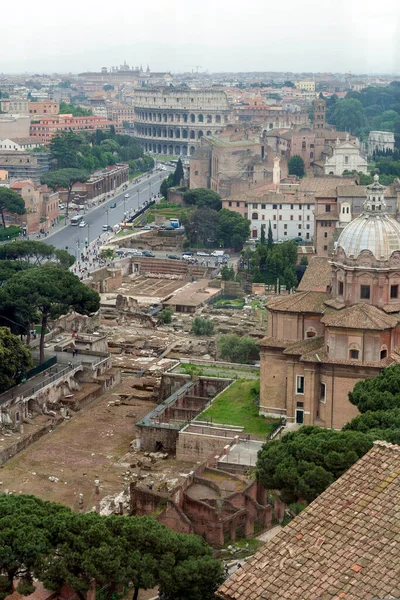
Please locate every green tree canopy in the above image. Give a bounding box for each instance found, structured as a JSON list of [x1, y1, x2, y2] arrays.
[[0, 240, 74, 267], [256, 426, 373, 504], [160, 173, 174, 199], [184, 207, 218, 246], [58, 102, 92, 117], [332, 98, 365, 135], [0, 188, 26, 229], [216, 208, 250, 250], [183, 188, 222, 211], [0, 327, 32, 392], [1, 267, 99, 362], [218, 334, 259, 363], [349, 365, 400, 413], [172, 158, 185, 186], [288, 155, 305, 178], [191, 317, 214, 336], [41, 169, 89, 216]]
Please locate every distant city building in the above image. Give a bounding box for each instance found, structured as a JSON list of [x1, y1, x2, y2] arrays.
[[294, 80, 316, 92], [78, 63, 172, 86], [189, 124, 281, 198], [0, 99, 29, 113], [30, 114, 115, 143], [133, 88, 232, 156], [368, 130, 395, 156], [0, 151, 51, 183], [28, 101, 59, 115], [0, 137, 43, 151], [324, 137, 368, 176]]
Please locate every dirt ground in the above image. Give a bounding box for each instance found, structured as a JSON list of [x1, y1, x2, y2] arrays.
[[0, 377, 158, 511]]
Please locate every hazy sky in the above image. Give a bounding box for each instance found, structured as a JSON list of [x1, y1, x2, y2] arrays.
[[2, 0, 400, 74]]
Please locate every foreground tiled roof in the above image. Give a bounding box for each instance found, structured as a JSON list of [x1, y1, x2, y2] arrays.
[[217, 441, 400, 600], [321, 303, 399, 331], [282, 335, 324, 356], [297, 257, 332, 292], [268, 291, 330, 314]]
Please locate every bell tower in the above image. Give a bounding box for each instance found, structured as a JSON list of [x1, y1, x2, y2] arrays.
[[313, 98, 326, 129]]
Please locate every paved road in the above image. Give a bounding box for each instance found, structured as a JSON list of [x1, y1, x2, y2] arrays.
[[40, 168, 172, 254]]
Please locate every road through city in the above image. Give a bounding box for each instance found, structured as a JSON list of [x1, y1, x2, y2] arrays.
[[40, 168, 172, 254]]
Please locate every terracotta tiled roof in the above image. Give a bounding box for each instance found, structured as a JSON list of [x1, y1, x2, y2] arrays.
[[217, 441, 400, 600], [259, 337, 296, 349], [321, 303, 399, 330], [298, 177, 356, 193], [382, 302, 400, 314], [337, 185, 367, 197], [297, 257, 332, 292], [315, 211, 339, 221], [282, 335, 324, 356], [10, 180, 35, 189], [268, 291, 330, 314]]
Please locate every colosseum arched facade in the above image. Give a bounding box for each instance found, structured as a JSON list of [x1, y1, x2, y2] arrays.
[[133, 88, 232, 156]]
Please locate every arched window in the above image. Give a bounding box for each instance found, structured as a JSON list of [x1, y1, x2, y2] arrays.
[[198, 114, 204, 122], [190, 114, 195, 123], [349, 344, 360, 360], [252, 212, 258, 220], [206, 131, 212, 136], [380, 347, 388, 360], [198, 130, 204, 139], [302, 141, 306, 150], [190, 130, 195, 139], [182, 130, 188, 139], [305, 328, 316, 338]]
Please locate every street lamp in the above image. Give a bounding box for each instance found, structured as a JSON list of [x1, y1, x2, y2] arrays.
[[105, 209, 109, 228], [148, 181, 152, 201], [87, 222, 91, 246]]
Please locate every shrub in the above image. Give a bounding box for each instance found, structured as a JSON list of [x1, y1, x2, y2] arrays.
[[191, 316, 214, 336], [160, 307, 173, 324]]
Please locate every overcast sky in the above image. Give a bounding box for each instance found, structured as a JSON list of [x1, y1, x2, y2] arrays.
[[2, 0, 400, 75]]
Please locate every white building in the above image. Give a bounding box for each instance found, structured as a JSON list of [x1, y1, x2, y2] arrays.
[[0, 137, 43, 151], [248, 193, 315, 242], [368, 131, 395, 156], [324, 137, 368, 176]]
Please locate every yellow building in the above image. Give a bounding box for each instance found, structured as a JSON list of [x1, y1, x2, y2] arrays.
[[294, 80, 316, 92]]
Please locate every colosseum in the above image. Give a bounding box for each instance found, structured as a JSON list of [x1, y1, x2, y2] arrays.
[[133, 88, 232, 156]]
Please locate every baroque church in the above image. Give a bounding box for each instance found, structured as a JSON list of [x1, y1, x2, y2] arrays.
[[260, 175, 400, 429]]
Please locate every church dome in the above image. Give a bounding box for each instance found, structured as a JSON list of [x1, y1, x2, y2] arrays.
[[335, 175, 400, 261]]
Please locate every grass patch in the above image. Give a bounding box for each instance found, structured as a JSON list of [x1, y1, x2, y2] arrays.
[[197, 378, 277, 436], [157, 155, 178, 162], [175, 363, 259, 379], [129, 170, 145, 180], [213, 297, 245, 308], [132, 203, 192, 227]]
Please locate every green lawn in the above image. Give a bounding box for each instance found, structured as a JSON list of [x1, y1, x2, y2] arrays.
[[197, 378, 277, 436]]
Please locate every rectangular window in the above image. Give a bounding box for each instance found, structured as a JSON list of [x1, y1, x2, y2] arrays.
[[279, 215, 282, 220], [391, 284, 398, 299], [296, 376, 304, 394], [273, 224, 277, 229], [324, 232, 328, 238], [284, 224, 287, 229], [338, 281, 344, 295], [307, 204, 310, 210], [320, 383, 326, 402], [291, 204, 294, 210], [273, 204, 277, 209], [253, 204, 257, 209], [261, 204, 266, 210], [236, 202, 240, 207], [360, 285, 371, 299], [228, 201, 232, 207], [326, 205, 331, 212], [323, 245, 328, 251], [350, 349, 359, 360]]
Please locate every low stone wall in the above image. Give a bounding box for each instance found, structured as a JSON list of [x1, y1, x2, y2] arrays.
[[176, 426, 242, 463], [137, 425, 179, 453], [0, 416, 64, 466]]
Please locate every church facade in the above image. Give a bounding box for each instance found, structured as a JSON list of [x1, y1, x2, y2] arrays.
[[260, 176, 400, 429]]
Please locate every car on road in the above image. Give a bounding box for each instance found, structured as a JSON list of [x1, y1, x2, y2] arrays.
[[59, 203, 65, 210], [124, 193, 130, 198], [182, 251, 194, 257], [102, 224, 112, 231], [110, 202, 117, 209], [196, 251, 209, 257], [167, 254, 180, 260], [142, 250, 155, 257], [127, 249, 143, 256], [79, 221, 87, 228]]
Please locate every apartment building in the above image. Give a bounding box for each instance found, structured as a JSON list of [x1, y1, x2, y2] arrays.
[[30, 115, 115, 143]]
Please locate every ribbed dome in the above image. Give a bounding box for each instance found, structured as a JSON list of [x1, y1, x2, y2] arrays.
[[336, 212, 400, 261]]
